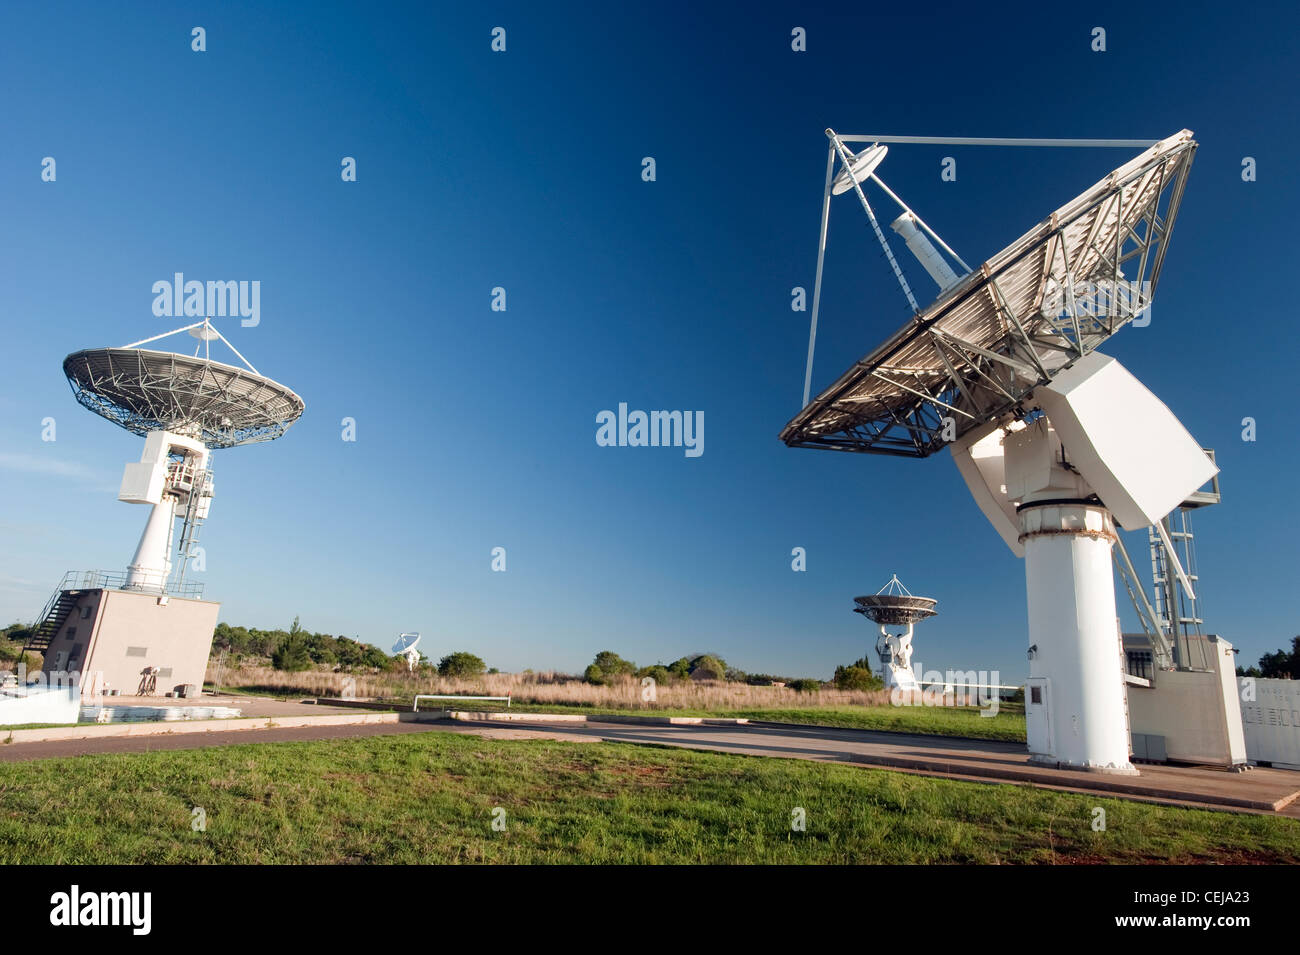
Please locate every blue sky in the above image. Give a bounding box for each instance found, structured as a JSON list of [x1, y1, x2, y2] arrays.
[[1, 2, 1296, 681]]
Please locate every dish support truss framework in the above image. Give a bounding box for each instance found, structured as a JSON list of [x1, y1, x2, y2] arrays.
[[782, 131, 1197, 458]]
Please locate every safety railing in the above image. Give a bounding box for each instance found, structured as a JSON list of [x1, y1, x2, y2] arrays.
[[413, 694, 511, 712], [52, 570, 205, 600]]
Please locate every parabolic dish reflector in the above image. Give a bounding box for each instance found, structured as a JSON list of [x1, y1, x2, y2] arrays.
[[853, 594, 938, 625], [781, 130, 1197, 458], [63, 348, 305, 449], [392, 633, 421, 654], [832, 143, 888, 195]]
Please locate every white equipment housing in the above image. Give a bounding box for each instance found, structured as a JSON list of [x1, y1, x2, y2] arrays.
[[1033, 353, 1219, 531], [953, 352, 1217, 773], [1127, 635, 1246, 767]]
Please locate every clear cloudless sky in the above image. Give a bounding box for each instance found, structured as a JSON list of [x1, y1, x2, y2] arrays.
[[1, 1, 1297, 681]]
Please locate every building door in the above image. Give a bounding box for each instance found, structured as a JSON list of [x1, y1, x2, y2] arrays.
[[1026, 677, 1052, 756]]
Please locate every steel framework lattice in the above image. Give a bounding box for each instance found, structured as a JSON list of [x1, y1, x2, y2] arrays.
[[781, 131, 1197, 458], [64, 347, 304, 449]]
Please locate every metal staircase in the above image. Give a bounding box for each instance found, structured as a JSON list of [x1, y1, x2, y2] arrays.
[[21, 573, 83, 658]]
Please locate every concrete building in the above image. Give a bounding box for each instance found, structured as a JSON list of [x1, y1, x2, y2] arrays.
[[37, 583, 219, 700]]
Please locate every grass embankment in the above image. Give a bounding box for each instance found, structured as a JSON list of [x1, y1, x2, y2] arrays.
[[0, 731, 1294, 864]]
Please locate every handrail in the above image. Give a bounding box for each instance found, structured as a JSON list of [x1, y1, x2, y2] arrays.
[[33, 572, 76, 627], [413, 694, 511, 712], [35, 570, 205, 610]]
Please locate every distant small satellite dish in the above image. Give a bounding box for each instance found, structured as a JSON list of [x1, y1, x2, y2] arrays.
[[831, 143, 888, 195], [392, 632, 421, 655], [393, 632, 423, 672], [187, 323, 221, 341]]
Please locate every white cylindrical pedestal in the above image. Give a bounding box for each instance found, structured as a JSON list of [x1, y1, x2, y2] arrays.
[[1022, 500, 1136, 775], [126, 497, 176, 591]]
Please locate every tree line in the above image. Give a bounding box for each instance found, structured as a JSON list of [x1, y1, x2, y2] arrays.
[[581, 649, 883, 692]]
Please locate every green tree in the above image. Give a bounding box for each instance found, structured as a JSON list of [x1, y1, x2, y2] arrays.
[[584, 663, 605, 685], [591, 650, 635, 677], [667, 657, 693, 680], [271, 632, 311, 672], [637, 664, 671, 685], [1259, 637, 1300, 679], [438, 651, 487, 679], [688, 654, 727, 681]]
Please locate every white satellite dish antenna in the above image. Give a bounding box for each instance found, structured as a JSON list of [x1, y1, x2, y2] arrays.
[[831, 143, 888, 195], [785, 129, 1207, 775], [853, 574, 937, 693], [60, 318, 304, 596], [392, 632, 422, 671]]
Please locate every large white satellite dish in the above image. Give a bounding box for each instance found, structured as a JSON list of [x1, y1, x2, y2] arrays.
[[393, 632, 422, 671], [782, 129, 1207, 776], [57, 317, 303, 597]]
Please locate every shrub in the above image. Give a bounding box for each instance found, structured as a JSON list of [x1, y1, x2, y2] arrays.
[[788, 678, 822, 693], [833, 665, 883, 692], [438, 652, 487, 679], [584, 664, 605, 685], [638, 664, 671, 685]]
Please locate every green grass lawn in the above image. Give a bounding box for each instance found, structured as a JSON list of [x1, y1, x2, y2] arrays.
[[0, 730, 1295, 864], [0, 723, 80, 732], [426, 700, 1028, 743]]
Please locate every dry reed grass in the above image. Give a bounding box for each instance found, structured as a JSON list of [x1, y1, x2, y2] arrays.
[[207, 664, 893, 710]]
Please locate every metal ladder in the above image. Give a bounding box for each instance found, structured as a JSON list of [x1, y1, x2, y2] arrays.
[[171, 467, 213, 591]]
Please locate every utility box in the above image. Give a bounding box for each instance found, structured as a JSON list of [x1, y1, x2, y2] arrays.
[[1125, 635, 1246, 768], [1131, 732, 1168, 762]]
